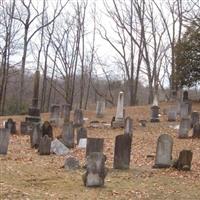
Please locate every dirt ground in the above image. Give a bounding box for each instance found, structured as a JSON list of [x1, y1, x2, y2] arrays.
[[1, 102, 200, 200]]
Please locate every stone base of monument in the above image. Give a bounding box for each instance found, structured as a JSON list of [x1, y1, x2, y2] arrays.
[[25, 116, 41, 123], [112, 119, 125, 128], [150, 118, 160, 123]]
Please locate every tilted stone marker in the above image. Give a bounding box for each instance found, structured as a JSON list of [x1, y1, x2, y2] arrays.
[[178, 118, 190, 138], [167, 109, 177, 122], [50, 104, 60, 126], [86, 138, 104, 157], [0, 128, 10, 155], [39, 135, 51, 155], [174, 150, 193, 171], [192, 123, 200, 138], [112, 91, 125, 128], [41, 121, 53, 140], [61, 122, 75, 148], [96, 100, 105, 118], [77, 127, 87, 144], [5, 118, 16, 134], [153, 134, 173, 168], [191, 111, 199, 128], [73, 109, 84, 127], [30, 123, 41, 148], [61, 104, 71, 124], [124, 117, 133, 136], [50, 138, 69, 155], [83, 152, 107, 187], [113, 134, 132, 169]]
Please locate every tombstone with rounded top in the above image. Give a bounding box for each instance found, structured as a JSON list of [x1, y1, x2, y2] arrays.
[[5, 118, 16, 134], [41, 121, 53, 140], [0, 128, 10, 155]]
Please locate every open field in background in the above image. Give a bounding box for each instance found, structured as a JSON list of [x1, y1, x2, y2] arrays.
[[1, 102, 200, 200]]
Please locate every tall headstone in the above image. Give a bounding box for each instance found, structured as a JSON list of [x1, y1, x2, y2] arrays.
[[183, 90, 189, 102], [77, 127, 87, 144], [167, 110, 177, 122], [86, 138, 104, 157], [112, 91, 125, 128], [191, 111, 199, 128], [39, 135, 51, 155], [113, 134, 132, 169], [124, 117, 133, 136], [5, 118, 16, 134], [30, 123, 41, 148], [74, 109, 84, 127], [50, 104, 60, 126], [41, 121, 53, 140], [0, 128, 10, 155], [83, 152, 107, 187], [153, 134, 173, 168], [61, 104, 71, 124], [178, 118, 190, 138], [180, 101, 192, 119], [192, 123, 200, 138], [96, 100, 105, 118], [61, 122, 75, 148]]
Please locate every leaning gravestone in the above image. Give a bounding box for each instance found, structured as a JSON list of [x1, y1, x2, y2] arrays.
[[41, 121, 53, 140], [96, 100, 105, 118], [174, 150, 193, 171], [178, 118, 190, 138], [113, 134, 132, 169], [112, 91, 125, 128], [153, 134, 173, 168], [30, 123, 41, 148], [124, 117, 133, 136], [192, 123, 200, 138], [83, 152, 107, 187], [50, 104, 60, 126], [61, 122, 75, 148], [51, 138, 69, 155], [39, 135, 51, 155], [73, 109, 84, 127], [167, 110, 177, 122], [0, 128, 10, 155], [77, 127, 87, 144], [86, 138, 104, 157], [5, 118, 16, 134], [191, 111, 199, 128]]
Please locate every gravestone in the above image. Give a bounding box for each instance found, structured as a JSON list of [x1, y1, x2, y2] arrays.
[[150, 105, 160, 122], [96, 100, 105, 118], [0, 128, 10, 155], [113, 134, 132, 169], [50, 104, 60, 126], [174, 150, 193, 171], [153, 134, 173, 168], [5, 118, 16, 134], [30, 123, 41, 148], [78, 138, 87, 148], [39, 135, 51, 155], [167, 110, 177, 122], [61, 104, 71, 124], [152, 94, 159, 106], [178, 118, 190, 138], [77, 127, 87, 144], [50, 139, 69, 155], [83, 152, 107, 187], [41, 121, 53, 140], [183, 90, 189, 102], [180, 101, 192, 119], [74, 109, 84, 127], [20, 121, 28, 135], [191, 111, 199, 128], [124, 117, 133, 136], [61, 122, 74, 148], [64, 157, 80, 170], [86, 138, 104, 157], [192, 123, 200, 138], [112, 91, 125, 128]]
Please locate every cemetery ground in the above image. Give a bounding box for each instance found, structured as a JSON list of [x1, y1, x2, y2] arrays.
[[1, 102, 200, 200]]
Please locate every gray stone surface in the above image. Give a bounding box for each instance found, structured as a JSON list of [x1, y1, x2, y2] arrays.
[[150, 105, 160, 122], [77, 127, 87, 144], [78, 138, 87, 148], [62, 122, 74, 148], [178, 118, 190, 138], [61, 104, 71, 124], [86, 138, 104, 157], [0, 128, 10, 155], [96, 100, 105, 118], [124, 117, 133, 136], [192, 123, 200, 138], [191, 111, 199, 128], [167, 110, 177, 122], [39, 135, 51, 155], [5, 118, 16, 134], [64, 157, 80, 170], [50, 104, 60, 126], [50, 139, 69, 155], [30, 123, 41, 148], [154, 134, 173, 168]]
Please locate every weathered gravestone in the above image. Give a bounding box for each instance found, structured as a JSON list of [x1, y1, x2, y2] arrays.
[[180, 101, 192, 119], [77, 127, 87, 144], [124, 117, 133, 136], [153, 134, 173, 168], [61, 104, 71, 124], [167, 110, 177, 122], [50, 138, 69, 155], [83, 152, 107, 187], [5, 118, 16, 134], [86, 138, 104, 157], [192, 123, 200, 138], [96, 100, 105, 118], [174, 150, 193, 171], [30, 123, 41, 148], [41, 121, 53, 140], [61, 122, 74, 148], [50, 104, 60, 126], [39, 135, 51, 155], [113, 134, 132, 169], [183, 90, 189, 102], [0, 128, 10, 155], [191, 111, 199, 128], [78, 138, 87, 148], [74, 109, 84, 127], [20, 121, 28, 135], [150, 105, 160, 122], [64, 157, 80, 170], [178, 118, 190, 138], [112, 91, 125, 128]]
